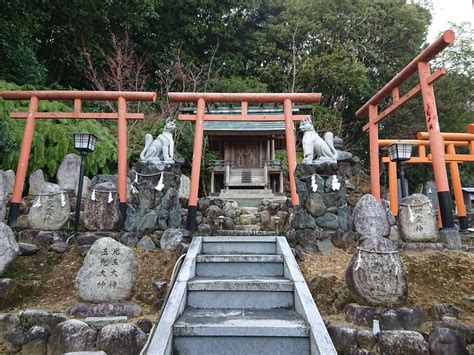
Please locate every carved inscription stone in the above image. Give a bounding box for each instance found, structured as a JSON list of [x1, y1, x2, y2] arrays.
[[27, 184, 70, 231], [75, 237, 138, 302], [398, 194, 437, 242]]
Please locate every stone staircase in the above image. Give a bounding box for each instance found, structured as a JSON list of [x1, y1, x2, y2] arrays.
[[144, 236, 336, 354]]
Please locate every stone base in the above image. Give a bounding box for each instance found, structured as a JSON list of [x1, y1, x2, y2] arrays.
[[438, 228, 462, 250], [67, 302, 142, 318]]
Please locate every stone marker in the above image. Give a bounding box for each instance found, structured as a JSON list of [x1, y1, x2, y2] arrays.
[[57, 154, 82, 191], [398, 194, 437, 242], [75, 238, 138, 302], [352, 194, 390, 237], [28, 169, 46, 196], [0, 170, 15, 221], [178, 174, 190, 199], [346, 236, 407, 307], [27, 183, 70, 231], [0, 222, 20, 275], [83, 182, 121, 231]]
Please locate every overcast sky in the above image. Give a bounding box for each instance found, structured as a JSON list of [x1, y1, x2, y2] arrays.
[[426, 0, 473, 41]]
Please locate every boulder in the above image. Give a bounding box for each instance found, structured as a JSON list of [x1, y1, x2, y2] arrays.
[[97, 323, 146, 355], [136, 318, 153, 334], [305, 193, 326, 217], [18, 242, 40, 256], [197, 223, 211, 235], [378, 330, 429, 354], [352, 194, 390, 237], [398, 194, 437, 242], [57, 154, 82, 191], [47, 320, 97, 355], [75, 238, 138, 302], [84, 182, 121, 231], [331, 230, 358, 252], [20, 309, 68, 331], [240, 213, 258, 225], [0, 278, 17, 299], [178, 174, 190, 199], [430, 303, 462, 320], [85, 316, 128, 330], [345, 236, 407, 307], [205, 205, 222, 225], [344, 303, 375, 327], [74, 176, 92, 199], [120, 232, 139, 247], [21, 325, 50, 355], [327, 325, 358, 354], [27, 184, 70, 230], [380, 307, 426, 330], [315, 212, 339, 230], [429, 327, 468, 355], [1, 326, 26, 353], [137, 235, 156, 252], [0, 222, 19, 275], [222, 203, 236, 218], [160, 228, 183, 251], [357, 329, 377, 352], [28, 169, 46, 196], [316, 238, 334, 255]]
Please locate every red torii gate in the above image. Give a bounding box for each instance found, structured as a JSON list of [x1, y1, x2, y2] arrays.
[[355, 30, 456, 229], [0, 90, 156, 227], [168, 92, 321, 232]]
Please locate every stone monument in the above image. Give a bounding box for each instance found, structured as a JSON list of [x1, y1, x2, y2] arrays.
[[75, 237, 138, 302], [398, 194, 437, 242]]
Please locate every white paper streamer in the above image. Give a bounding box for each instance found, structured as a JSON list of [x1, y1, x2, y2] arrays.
[[108, 191, 113, 204], [91, 190, 97, 201], [311, 175, 318, 192], [408, 204, 415, 222], [390, 253, 400, 275], [32, 196, 42, 208], [331, 175, 341, 191], [355, 249, 362, 270], [155, 172, 165, 191], [131, 184, 139, 195], [60, 192, 66, 207], [134, 172, 139, 184]]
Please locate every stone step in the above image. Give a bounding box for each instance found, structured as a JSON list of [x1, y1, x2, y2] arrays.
[[202, 236, 277, 255], [196, 254, 284, 277], [187, 276, 294, 309], [173, 308, 309, 337]]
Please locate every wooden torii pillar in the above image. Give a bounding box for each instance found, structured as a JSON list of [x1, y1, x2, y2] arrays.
[[168, 92, 322, 232], [0, 90, 157, 228], [356, 30, 456, 229]]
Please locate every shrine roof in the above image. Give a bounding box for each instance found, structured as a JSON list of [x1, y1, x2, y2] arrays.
[[203, 121, 285, 134]]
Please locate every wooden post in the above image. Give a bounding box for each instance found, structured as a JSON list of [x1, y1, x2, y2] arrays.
[[369, 104, 381, 201], [187, 97, 206, 232], [283, 99, 299, 206], [7, 96, 39, 226], [388, 161, 398, 216], [418, 61, 454, 229], [117, 96, 128, 229], [447, 144, 468, 230]]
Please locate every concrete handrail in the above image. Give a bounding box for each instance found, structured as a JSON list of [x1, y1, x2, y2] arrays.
[[276, 237, 337, 355]]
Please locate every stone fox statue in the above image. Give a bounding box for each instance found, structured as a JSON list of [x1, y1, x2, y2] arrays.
[[140, 119, 176, 164], [299, 117, 338, 163]]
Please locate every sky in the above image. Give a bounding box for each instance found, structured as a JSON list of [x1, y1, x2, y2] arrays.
[[426, 0, 473, 41]]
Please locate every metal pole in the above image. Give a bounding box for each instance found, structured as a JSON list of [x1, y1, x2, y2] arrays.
[[74, 151, 87, 233], [398, 162, 408, 198]]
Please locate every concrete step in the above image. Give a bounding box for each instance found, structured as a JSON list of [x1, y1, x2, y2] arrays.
[[187, 276, 294, 309], [202, 236, 277, 255], [173, 309, 310, 354], [196, 254, 284, 277]]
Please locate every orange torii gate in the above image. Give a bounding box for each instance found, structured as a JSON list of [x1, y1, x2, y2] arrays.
[[168, 92, 321, 232], [0, 90, 157, 228], [355, 30, 457, 229], [379, 123, 474, 230]]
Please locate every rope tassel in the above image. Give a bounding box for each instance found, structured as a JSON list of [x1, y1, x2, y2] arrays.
[[91, 190, 97, 201], [108, 191, 113, 204], [60, 192, 66, 207], [155, 172, 165, 191], [355, 249, 362, 270]]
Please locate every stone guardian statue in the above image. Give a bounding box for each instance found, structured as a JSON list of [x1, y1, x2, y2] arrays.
[[140, 118, 176, 164], [299, 117, 338, 164]]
